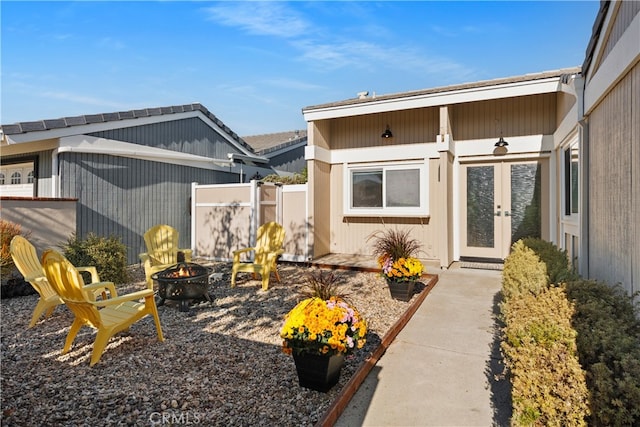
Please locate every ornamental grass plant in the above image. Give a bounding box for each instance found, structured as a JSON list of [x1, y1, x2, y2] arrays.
[[368, 228, 424, 282]]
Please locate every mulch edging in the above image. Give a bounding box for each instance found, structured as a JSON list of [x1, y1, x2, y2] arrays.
[[316, 272, 439, 427]]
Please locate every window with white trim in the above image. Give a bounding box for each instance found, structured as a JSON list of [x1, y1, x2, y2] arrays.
[[10, 172, 21, 184], [564, 144, 579, 216], [345, 162, 428, 216]]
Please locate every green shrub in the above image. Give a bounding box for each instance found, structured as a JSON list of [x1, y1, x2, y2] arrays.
[[0, 220, 27, 278], [262, 167, 307, 184], [501, 287, 590, 426], [521, 238, 577, 284], [502, 240, 548, 300], [63, 233, 129, 284], [565, 280, 640, 425]]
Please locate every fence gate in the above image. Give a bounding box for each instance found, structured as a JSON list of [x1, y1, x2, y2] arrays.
[[191, 180, 310, 262]]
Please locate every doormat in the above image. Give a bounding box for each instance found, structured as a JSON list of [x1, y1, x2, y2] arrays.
[[460, 262, 504, 271]]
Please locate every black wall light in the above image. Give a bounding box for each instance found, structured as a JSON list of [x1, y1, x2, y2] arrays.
[[495, 136, 509, 147], [381, 125, 393, 138]]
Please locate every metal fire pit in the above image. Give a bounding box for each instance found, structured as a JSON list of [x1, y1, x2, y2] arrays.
[[151, 262, 213, 312]]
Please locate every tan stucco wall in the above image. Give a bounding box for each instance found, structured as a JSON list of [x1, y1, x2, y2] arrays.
[[1, 198, 77, 254]]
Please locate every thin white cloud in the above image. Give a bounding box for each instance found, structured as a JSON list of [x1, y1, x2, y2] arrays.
[[293, 37, 473, 83], [97, 37, 126, 50], [202, 2, 308, 38]]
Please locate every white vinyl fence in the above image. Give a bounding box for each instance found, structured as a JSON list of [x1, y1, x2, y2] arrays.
[[191, 181, 310, 262]]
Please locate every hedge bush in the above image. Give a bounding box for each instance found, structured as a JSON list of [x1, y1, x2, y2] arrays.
[[502, 287, 590, 426], [502, 240, 548, 300], [564, 280, 640, 426], [521, 237, 577, 284], [502, 238, 640, 426], [63, 233, 129, 284]]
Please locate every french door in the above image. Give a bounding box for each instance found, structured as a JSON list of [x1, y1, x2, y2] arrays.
[[460, 161, 542, 260]]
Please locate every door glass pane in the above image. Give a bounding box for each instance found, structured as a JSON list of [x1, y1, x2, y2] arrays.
[[511, 163, 541, 243], [386, 169, 420, 207], [467, 166, 494, 248]]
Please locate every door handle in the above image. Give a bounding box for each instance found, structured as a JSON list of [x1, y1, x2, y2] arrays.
[[504, 211, 510, 217], [495, 211, 501, 216]]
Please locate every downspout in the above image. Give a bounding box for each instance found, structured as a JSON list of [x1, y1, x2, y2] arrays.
[[575, 74, 589, 279]]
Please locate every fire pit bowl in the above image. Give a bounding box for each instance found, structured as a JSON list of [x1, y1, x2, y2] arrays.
[[151, 262, 213, 312]]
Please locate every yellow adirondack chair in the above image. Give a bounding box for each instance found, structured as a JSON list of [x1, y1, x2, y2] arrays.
[[42, 249, 164, 366], [9, 235, 106, 328], [231, 222, 285, 290], [139, 224, 192, 289]]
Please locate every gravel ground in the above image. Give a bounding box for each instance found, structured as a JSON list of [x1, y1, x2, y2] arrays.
[[1, 260, 419, 426]]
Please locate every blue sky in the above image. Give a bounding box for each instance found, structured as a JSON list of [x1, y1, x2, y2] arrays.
[[1, 1, 600, 136]]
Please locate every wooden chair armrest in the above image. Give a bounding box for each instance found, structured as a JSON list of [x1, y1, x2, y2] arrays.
[[84, 282, 118, 298], [92, 289, 154, 307], [77, 266, 100, 283], [25, 274, 47, 283], [232, 247, 255, 256], [233, 247, 255, 263]]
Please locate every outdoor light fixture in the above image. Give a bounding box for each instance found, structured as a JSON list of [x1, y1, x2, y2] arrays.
[[494, 136, 509, 147], [381, 125, 393, 138]]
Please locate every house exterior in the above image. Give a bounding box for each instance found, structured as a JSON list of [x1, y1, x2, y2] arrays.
[[0, 103, 273, 263], [303, 69, 580, 269], [302, 0, 639, 297], [243, 130, 307, 175], [577, 0, 639, 296]]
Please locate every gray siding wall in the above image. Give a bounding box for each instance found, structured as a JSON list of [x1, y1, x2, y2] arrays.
[[89, 117, 246, 159], [267, 147, 306, 173], [588, 63, 639, 296], [59, 152, 237, 264]]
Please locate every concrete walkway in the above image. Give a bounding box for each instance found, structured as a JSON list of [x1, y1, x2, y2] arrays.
[[335, 267, 511, 427]]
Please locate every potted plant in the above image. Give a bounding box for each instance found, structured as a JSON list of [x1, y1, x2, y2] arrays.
[[368, 228, 424, 301], [280, 270, 367, 392]]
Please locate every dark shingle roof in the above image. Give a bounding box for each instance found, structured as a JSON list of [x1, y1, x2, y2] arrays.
[[1, 103, 255, 154], [303, 67, 582, 112]]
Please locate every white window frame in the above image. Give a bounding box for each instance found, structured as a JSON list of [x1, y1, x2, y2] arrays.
[[343, 161, 429, 217]]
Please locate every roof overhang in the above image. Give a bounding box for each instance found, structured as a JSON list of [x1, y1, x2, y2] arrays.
[[1, 107, 259, 160], [303, 74, 575, 122], [59, 135, 234, 170]]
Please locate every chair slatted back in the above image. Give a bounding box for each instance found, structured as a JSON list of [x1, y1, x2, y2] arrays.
[[143, 224, 179, 266], [41, 250, 102, 328], [254, 222, 285, 265], [10, 236, 58, 300]]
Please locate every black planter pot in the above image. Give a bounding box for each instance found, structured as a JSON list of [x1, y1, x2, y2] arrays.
[[386, 279, 416, 302], [292, 353, 344, 393]]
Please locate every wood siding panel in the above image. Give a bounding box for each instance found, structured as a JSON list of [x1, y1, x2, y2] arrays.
[[330, 108, 439, 149], [634, 63, 640, 295], [59, 152, 237, 263], [588, 64, 637, 294], [557, 92, 577, 126], [452, 93, 557, 140], [594, 1, 640, 75], [311, 160, 331, 256], [328, 159, 439, 260], [89, 117, 245, 159]]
